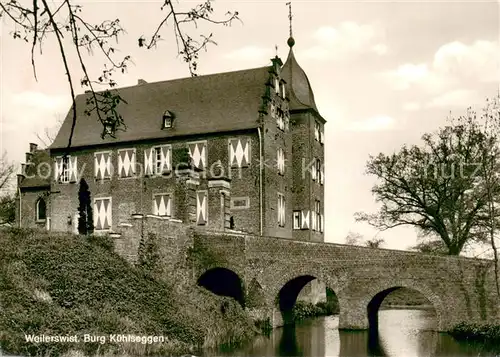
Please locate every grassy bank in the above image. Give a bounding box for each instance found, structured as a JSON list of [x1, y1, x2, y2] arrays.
[[0, 228, 257, 357], [292, 300, 339, 322], [449, 322, 500, 344]]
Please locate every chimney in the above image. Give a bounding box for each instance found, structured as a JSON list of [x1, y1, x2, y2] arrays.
[[25, 152, 32, 163], [270, 56, 283, 75], [137, 79, 147, 85], [17, 173, 24, 186], [29, 143, 38, 153]]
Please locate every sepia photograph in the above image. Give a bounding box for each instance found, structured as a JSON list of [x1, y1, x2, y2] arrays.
[[1, 0, 500, 356]]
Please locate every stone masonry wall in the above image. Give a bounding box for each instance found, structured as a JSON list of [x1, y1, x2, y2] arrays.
[[196, 232, 500, 331], [109, 221, 500, 332], [113, 216, 195, 292], [18, 189, 51, 230]]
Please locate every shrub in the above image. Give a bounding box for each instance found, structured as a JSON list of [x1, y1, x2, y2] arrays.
[[0, 229, 256, 357], [450, 322, 500, 344]]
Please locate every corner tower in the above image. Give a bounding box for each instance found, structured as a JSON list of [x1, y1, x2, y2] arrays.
[[281, 36, 326, 242]]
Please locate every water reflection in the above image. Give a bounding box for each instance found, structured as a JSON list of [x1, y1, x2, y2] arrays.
[[208, 309, 500, 357]]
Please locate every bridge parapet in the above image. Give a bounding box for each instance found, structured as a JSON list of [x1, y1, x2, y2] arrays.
[[110, 222, 500, 332], [193, 230, 500, 331]]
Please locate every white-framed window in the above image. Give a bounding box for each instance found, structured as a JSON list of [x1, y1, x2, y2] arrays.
[[229, 138, 251, 167], [320, 160, 324, 185], [281, 82, 286, 99], [314, 121, 320, 142], [61, 156, 70, 183], [277, 108, 285, 131], [311, 157, 317, 181], [94, 197, 112, 231], [278, 193, 286, 227], [277, 148, 285, 175], [315, 200, 321, 232], [153, 193, 172, 217], [301, 210, 310, 229], [293, 210, 301, 230], [55, 156, 77, 183], [188, 141, 207, 171], [144, 145, 171, 176], [160, 145, 171, 175], [118, 148, 136, 178], [162, 110, 174, 129], [196, 190, 208, 225], [270, 102, 276, 118], [275, 77, 280, 94], [154, 147, 162, 174], [36, 198, 47, 221], [94, 151, 112, 180], [316, 159, 322, 184]]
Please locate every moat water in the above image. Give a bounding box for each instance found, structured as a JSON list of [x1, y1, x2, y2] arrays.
[[207, 309, 500, 357]]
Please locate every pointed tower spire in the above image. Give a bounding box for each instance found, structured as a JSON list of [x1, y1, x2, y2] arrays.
[[281, 3, 318, 112]]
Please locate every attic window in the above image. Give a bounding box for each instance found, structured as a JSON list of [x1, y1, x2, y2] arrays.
[[162, 110, 174, 129], [104, 124, 112, 135]]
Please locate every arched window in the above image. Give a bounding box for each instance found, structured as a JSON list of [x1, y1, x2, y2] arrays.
[[36, 198, 46, 221]]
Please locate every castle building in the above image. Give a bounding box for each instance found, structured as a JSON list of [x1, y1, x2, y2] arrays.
[[16, 36, 326, 242]]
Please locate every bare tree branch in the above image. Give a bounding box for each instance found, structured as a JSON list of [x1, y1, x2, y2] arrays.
[[1, 0, 239, 151], [358, 105, 500, 255], [0, 151, 15, 193]]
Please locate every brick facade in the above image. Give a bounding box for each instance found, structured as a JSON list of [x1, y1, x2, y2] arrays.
[[47, 131, 263, 234], [16, 44, 326, 242]]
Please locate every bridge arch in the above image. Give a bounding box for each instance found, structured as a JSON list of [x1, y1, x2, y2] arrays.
[[365, 280, 445, 331], [265, 266, 348, 302], [196, 267, 245, 307], [265, 267, 347, 325]]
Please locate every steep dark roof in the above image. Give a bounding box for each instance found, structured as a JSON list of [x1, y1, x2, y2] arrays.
[[281, 47, 319, 112], [50, 66, 272, 150], [19, 150, 51, 189]]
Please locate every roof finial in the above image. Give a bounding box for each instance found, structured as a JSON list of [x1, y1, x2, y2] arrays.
[[286, 2, 293, 37], [286, 2, 295, 47]]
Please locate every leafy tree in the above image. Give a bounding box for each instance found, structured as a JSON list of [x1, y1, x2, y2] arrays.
[[344, 231, 363, 246], [356, 105, 500, 255], [1, 0, 240, 150], [77, 178, 93, 235], [453, 96, 500, 297], [365, 238, 384, 249], [0, 151, 15, 192], [0, 152, 16, 225], [409, 239, 448, 255], [0, 194, 16, 224]]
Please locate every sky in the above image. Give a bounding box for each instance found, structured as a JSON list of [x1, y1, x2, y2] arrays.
[[1, 0, 499, 251]]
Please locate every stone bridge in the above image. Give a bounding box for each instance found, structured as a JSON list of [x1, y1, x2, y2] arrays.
[[114, 218, 500, 332]]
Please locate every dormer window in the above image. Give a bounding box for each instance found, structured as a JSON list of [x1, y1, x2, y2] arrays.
[[162, 110, 175, 129], [104, 124, 113, 135]]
